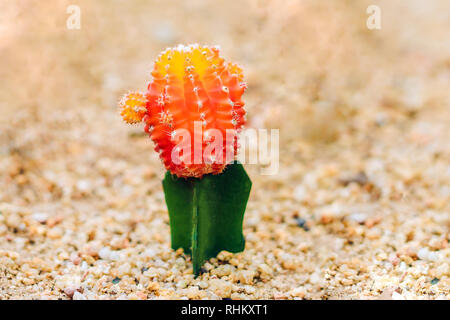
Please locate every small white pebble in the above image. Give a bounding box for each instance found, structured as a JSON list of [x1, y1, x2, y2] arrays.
[[246, 217, 259, 228], [80, 261, 88, 271], [290, 287, 306, 298], [143, 248, 156, 258], [73, 291, 87, 300], [349, 212, 367, 224], [118, 262, 131, 274], [309, 272, 321, 284], [76, 180, 91, 192], [417, 248, 430, 260], [399, 261, 408, 272], [98, 247, 111, 260], [293, 185, 306, 202], [334, 238, 345, 251], [392, 292, 405, 300], [436, 263, 448, 277], [427, 251, 438, 262], [109, 251, 120, 261], [32, 212, 48, 223]]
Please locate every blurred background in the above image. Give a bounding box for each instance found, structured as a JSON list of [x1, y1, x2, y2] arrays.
[[1, 0, 449, 202], [0, 0, 449, 299]]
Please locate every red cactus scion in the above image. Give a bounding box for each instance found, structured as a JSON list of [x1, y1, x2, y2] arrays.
[[119, 44, 247, 178]]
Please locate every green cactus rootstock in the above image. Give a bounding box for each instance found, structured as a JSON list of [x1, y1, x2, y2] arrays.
[[162, 162, 252, 276]]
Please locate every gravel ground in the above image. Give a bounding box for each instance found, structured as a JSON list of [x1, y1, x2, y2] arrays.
[[0, 0, 449, 299]]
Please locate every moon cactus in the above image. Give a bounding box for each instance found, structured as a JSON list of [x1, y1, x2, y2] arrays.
[[119, 44, 251, 275]]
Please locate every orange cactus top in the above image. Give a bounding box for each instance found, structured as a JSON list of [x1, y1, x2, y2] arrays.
[[119, 44, 247, 178]]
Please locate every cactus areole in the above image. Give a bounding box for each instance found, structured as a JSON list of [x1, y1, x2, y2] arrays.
[[119, 44, 251, 275]]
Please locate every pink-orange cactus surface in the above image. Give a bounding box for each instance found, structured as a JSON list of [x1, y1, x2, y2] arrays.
[[119, 44, 247, 178]]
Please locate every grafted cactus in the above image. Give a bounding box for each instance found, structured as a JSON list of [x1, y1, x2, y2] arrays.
[[119, 45, 251, 275]]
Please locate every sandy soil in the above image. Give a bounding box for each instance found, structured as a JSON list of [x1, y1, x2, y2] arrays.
[[0, 0, 449, 299]]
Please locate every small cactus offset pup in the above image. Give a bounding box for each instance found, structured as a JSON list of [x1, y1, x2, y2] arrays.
[[119, 44, 251, 275]]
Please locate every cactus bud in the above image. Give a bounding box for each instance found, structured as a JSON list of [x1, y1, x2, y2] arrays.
[[119, 91, 147, 124]]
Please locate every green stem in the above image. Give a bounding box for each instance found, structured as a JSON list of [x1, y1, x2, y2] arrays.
[[163, 162, 251, 276], [191, 185, 200, 275]]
